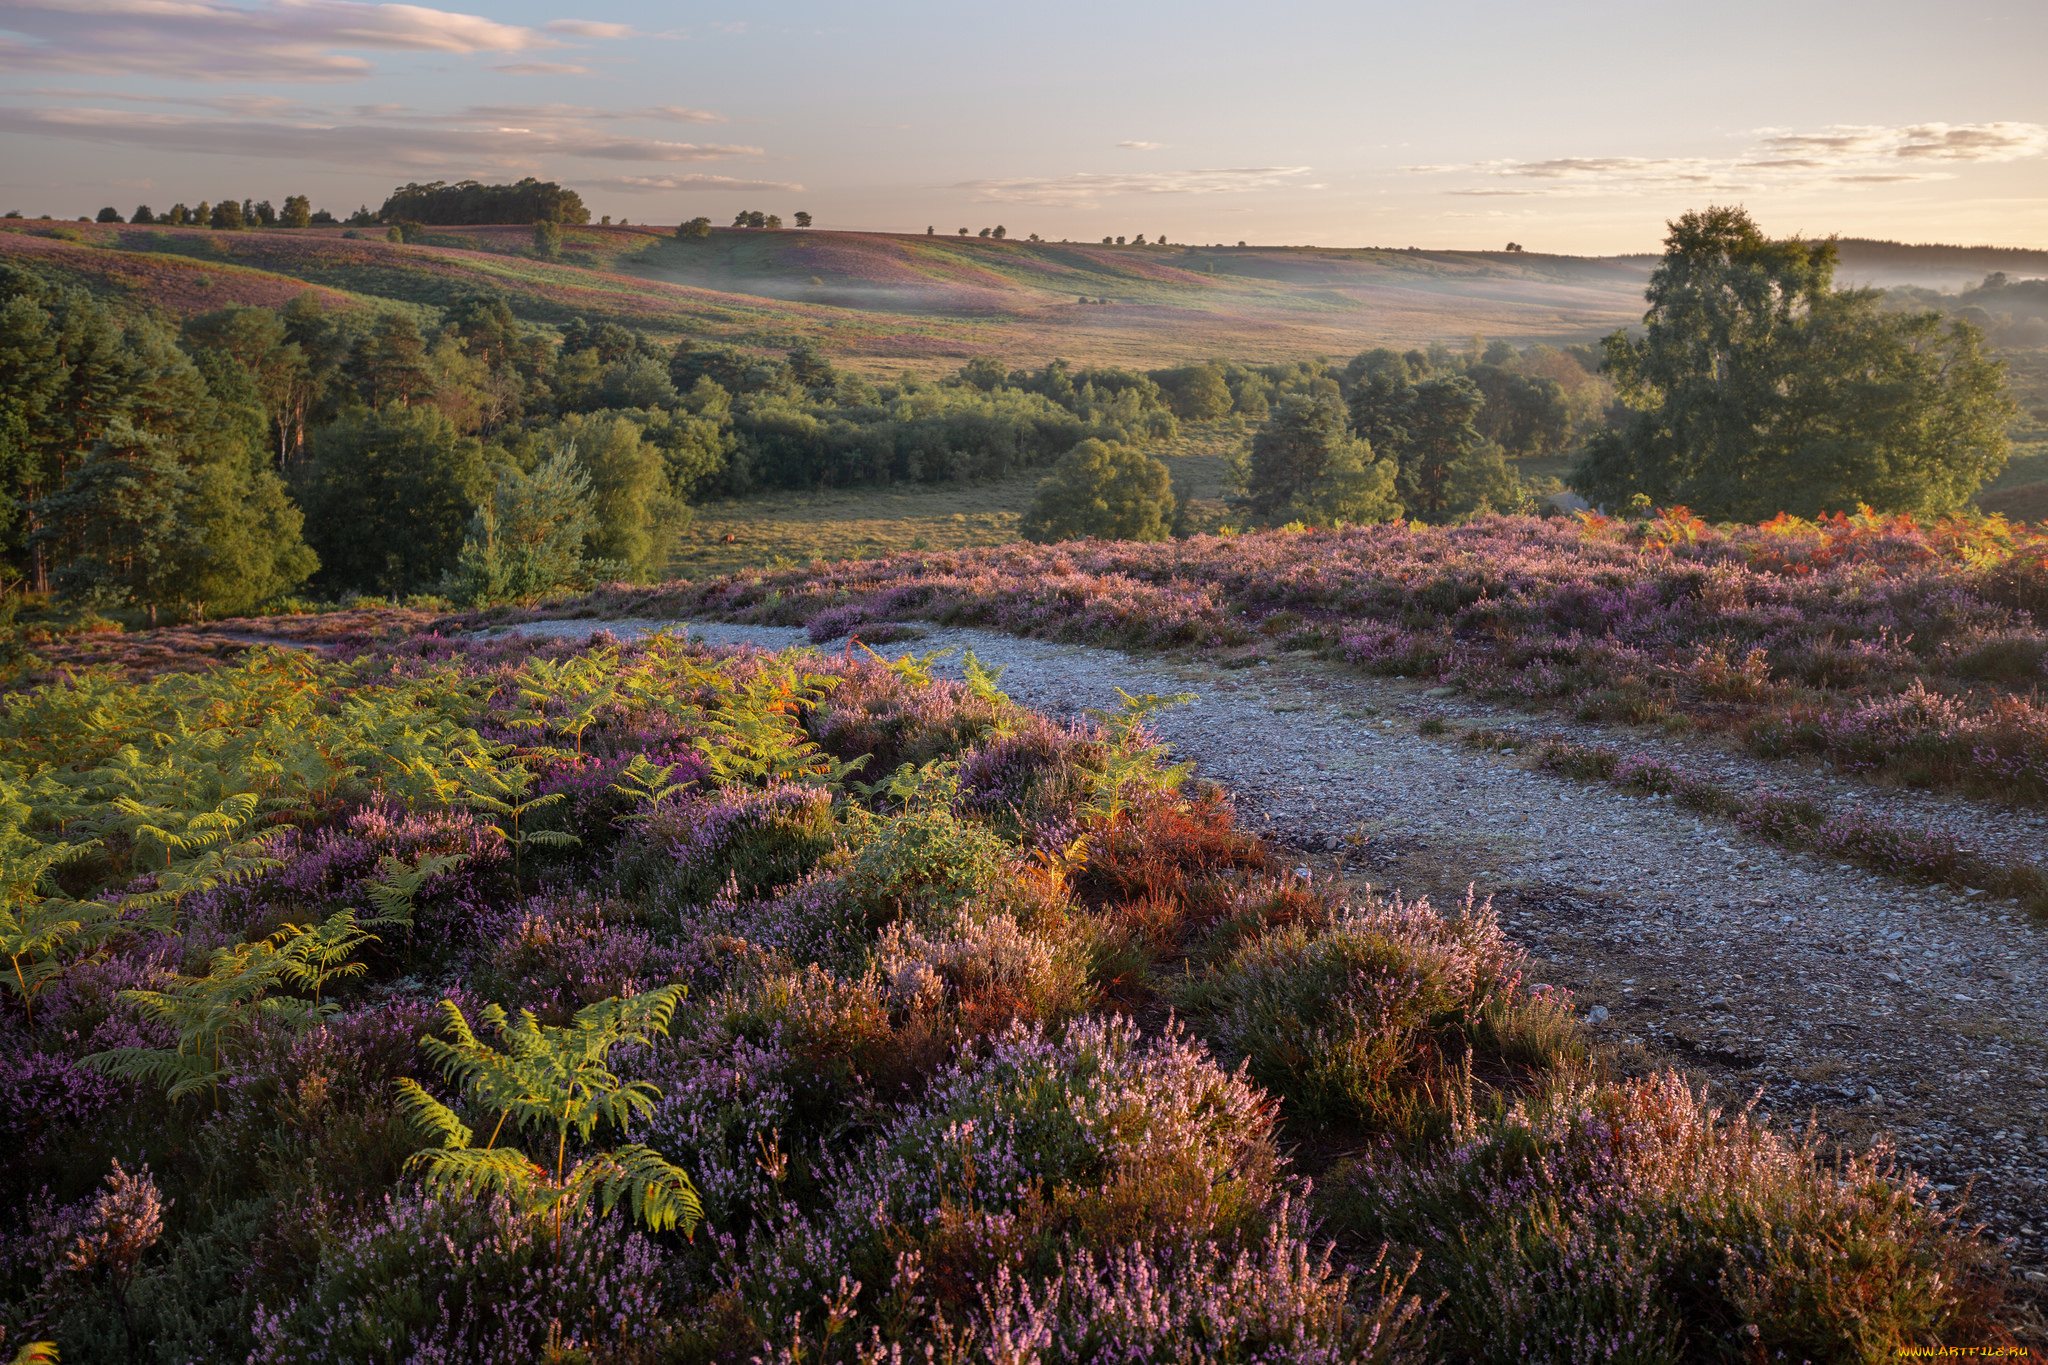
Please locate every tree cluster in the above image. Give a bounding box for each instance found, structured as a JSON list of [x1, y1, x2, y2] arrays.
[[377, 180, 589, 226], [106, 197, 331, 229], [1573, 207, 2015, 521]]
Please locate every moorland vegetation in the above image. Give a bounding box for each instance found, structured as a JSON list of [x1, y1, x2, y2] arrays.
[[0, 197, 2044, 1361], [0, 629, 2012, 1360]]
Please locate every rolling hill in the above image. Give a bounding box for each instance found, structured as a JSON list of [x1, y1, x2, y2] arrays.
[[5, 219, 2041, 373]]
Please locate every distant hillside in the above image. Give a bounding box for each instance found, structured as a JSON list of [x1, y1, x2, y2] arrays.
[[0, 219, 1653, 370], [7, 218, 2042, 369], [1833, 239, 2048, 290]]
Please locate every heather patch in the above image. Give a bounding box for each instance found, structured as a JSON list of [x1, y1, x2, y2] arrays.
[[1325, 1072, 1997, 1361], [0, 629, 2012, 1359], [561, 509, 2048, 802], [1174, 890, 1579, 1141]]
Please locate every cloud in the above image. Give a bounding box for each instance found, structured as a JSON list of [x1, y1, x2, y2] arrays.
[[957, 167, 1314, 207], [543, 19, 635, 38], [0, 104, 763, 171], [595, 173, 805, 193], [1116, 141, 1165, 151], [0, 0, 580, 82], [1410, 121, 2048, 198], [493, 61, 590, 75], [643, 105, 726, 124]]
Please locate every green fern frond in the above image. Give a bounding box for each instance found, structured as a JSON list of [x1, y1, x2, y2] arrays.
[[579, 1144, 704, 1238], [394, 1076, 474, 1151]]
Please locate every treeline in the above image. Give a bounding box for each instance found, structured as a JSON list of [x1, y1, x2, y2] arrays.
[[0, 240, 1633, 619], [377, 179, 590, 227], [91, 196, 332, 228], [1022, 342, 1610, 543]]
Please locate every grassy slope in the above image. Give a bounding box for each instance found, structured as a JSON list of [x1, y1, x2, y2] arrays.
[[3, 219, 1656, 370]]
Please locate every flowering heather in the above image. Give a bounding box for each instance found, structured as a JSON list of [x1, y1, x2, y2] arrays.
[[571, 508, 2048, 801], [0, 631, 2009, 1359], [1175, 888, 1577, 1141], [1327, 1071, 1993, 1360]]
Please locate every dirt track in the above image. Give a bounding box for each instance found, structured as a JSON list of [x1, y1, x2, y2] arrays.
[[501, 616, 2048, 1298]]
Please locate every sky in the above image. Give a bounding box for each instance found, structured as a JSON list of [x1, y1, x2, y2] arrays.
[[1, 0, 2045, 255]]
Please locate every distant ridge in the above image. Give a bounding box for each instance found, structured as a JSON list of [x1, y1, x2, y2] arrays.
[[1834, 239, 2048, 274]]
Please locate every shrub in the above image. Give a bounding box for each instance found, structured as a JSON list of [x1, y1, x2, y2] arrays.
[[1325, 1072, 1999, 1362], [248, 1193, 678, 1362], [620, 781, 835, 908], [734, 1014, 1283, 1340], [1174, 890, 1576, 1141], [1018, 439, 1176, 544]]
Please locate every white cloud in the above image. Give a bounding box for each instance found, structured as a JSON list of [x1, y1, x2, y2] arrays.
[[1411, 122, 2048, 198], [957, 167, 1314, 207], [0, 105, 764, 170], [1116, 141, 1164, 151], [543, 19, 635, 38], [0, 0, 583, 82], [597, 173, 804, 193], [644, 105, 726, 124]]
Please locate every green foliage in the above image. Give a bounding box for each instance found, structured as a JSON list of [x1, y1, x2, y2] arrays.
[[395, 990, 703, 1238], [1019, 438, 1176, 543], [675, 216, 712, 239], [443, 447, 611, 607], [297, 405, 489, 596], [380, 178, 589, 226], [84, 909, 374, 1103], [1575, 205, 2018, 520], [1236, 392, 1402, 527]]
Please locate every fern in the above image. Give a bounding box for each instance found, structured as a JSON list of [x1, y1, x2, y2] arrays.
[[363, 851, 472, 931], [83, 908, 375, 1105], [608, 756, 697, 827], [456, 755, 577, 885], [1083, 688, 1196, 827], [395, 988, 702, 1241]]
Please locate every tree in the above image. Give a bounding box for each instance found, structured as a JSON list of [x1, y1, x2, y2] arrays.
[[280, 195, 311, 229], [1573, 206, 2016, 520], [347, 314, 435, 410], [1345, 349, 1413, 455], [296, 405, 489, 595], [794, 211, 813, 227], [551, 413, 684, 579], [209, 199, 243, 231], [252, 200, 275, 227], [763, 214, 782, 231], [130, 205, 155, 224], [533, 220, 562, 259], [34, 421, 195, 620], [1019, 438, 1175, 543], [378, 179, 588, 225], [1396, 376, 1517, 522], [991, 225, 1006, 240], [443, 448, 603, 605], [95, 207, 123, 224], [1236, 392, 1401, 528], [675, 216, 711, 239], [1468, 364, 1571, 457]]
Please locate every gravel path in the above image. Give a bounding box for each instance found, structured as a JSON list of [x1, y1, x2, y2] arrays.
[[497, 616, 2048, 1288]]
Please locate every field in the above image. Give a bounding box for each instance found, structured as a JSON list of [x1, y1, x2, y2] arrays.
[[673, 429, 1238, 578]]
